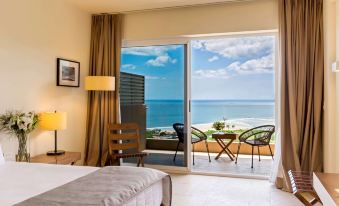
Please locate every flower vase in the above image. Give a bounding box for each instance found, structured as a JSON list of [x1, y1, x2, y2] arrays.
[[15, 133, 30, 162]]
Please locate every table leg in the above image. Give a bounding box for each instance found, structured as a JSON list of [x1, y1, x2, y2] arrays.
[[215, 139, 235, 161], [215, 139, 225, 160], [222, 140, 234, 161], [226, 147, 235, 157]]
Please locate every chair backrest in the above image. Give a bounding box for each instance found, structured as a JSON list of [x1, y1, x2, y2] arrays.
[[191, 126, 207, 141], [239, 125, 275, 144], [173, 123, 185, 143], [107, 123, 141, 156], [173, 123, 208, 143]]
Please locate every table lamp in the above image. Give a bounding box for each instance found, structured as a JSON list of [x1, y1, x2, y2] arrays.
[[85, 76, 115, 166], [40, 111, 67, 156]]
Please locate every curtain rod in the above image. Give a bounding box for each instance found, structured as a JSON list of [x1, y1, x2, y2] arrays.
[[92, 0, 255, 16]]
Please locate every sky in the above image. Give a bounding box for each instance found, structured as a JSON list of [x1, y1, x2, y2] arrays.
[[121, 35, 275, 100]]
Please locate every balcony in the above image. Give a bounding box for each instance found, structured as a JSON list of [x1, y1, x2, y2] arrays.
[[144, 127, 274, 177], [120, 72, 275, 177]]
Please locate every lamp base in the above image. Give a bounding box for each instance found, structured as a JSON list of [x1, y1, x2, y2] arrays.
[[46, 150, 65, 156]]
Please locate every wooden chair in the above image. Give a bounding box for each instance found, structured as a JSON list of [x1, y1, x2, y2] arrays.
[[107, 123, 147, 167], [288, 170, 322, 206]]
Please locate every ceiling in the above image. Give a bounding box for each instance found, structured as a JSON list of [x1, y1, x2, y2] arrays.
[[65, 0, 245, 13]]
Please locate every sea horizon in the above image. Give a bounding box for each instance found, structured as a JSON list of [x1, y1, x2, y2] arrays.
[[145, 99, 275, 128], [146, 99, 275, 101]]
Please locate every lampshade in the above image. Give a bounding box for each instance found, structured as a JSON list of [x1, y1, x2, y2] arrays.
[[39, 112, 67, 131], [85, 76, 115, 91]]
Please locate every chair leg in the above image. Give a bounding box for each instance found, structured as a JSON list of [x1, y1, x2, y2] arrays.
[[141, 157, 145, 167], [251, 146, 254, 169], [258, 146, 261, 162], [268, 144, 274, 160], [173, 141, 180, 162], [235, 142, 241, 164], [205, 140, 211, 162], [192, 144, 195, 165], [137, 157, 141, 167]]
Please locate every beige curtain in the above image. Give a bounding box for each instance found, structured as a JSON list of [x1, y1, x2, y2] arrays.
[[84, 14, 122, 167], [278, 0, 324, 190]]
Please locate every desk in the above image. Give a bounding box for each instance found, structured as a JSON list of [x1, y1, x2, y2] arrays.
[[30, 152, 81, 165], [313, 172, 339, 206], [212, 132, 238, 161]]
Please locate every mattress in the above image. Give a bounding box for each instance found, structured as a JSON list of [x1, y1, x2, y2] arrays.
[[123, 180, 163, 206], [0, 162, 163, 206]]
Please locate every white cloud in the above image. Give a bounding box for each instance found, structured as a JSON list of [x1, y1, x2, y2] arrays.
[[191, 40, 204, 50], [123, 45, 179, 67], [121, 64, 136, 70], [192, 36, 274, 59], [193, 54, 274, 79], [208, 55, 219, 62], [227, 54, 274, 74], [193, 68, 229, 79], [171, 59, 177, 64], [146, 55, 177, 67], [145, 75, 166, 80], [122, 45, 180, 57]]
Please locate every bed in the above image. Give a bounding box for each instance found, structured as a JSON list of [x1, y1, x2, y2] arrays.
[[0, 162, 171, 206]]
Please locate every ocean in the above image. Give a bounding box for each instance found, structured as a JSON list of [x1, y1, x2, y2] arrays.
[[146, 99, 275, 129]]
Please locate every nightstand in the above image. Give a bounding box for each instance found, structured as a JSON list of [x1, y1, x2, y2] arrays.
[[30, 152, 81, 165]]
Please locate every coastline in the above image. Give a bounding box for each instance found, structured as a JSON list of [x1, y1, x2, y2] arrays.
[[147, 118, 275, 131]]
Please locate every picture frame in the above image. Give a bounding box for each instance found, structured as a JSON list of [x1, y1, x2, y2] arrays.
[[57, 58, 80, 87]]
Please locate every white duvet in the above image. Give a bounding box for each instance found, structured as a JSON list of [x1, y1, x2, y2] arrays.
[[0, 162, 98, 206], [0, 162, 165, 206]]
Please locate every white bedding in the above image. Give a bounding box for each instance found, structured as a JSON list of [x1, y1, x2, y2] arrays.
[[0, 162, 163, 206]]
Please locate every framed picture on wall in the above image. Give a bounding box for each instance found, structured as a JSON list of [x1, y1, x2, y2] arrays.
[[57, 58, 80, 87]]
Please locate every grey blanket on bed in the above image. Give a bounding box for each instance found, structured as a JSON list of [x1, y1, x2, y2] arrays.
[[15, 166, 172, 206]]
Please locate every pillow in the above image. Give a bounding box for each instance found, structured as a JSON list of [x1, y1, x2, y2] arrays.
[[0, 144, 5, 165]]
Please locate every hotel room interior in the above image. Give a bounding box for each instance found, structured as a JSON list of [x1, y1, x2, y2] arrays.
[[0, 0, 338, 205]]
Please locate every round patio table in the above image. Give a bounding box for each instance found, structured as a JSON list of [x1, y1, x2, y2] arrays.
[[212, 132, 238, 161]]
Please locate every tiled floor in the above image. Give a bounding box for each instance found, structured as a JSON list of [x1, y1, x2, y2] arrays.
[[171, 174, 302, 206], [125, 150, 272, 177], [192, 153, 272, 177]]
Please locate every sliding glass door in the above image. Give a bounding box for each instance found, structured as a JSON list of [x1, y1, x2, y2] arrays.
[[120, 44, 189, 169], [190, 34, 276, 176], [119, 33, 276, 174]]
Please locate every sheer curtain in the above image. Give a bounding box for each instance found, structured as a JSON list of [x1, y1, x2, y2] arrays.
[[270, 35, 282, 185]]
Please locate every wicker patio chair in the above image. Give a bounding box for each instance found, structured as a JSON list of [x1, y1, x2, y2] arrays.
[[173, 123, 211, 165], [235, 125, 275, 168]]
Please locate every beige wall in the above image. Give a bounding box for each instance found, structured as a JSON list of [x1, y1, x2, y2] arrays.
[[323, 0, 339, 173], [0, 0, 278, 163], [336, 0, 339, 172], [123, 0, 278, 41], [0, 0, 91, 160]]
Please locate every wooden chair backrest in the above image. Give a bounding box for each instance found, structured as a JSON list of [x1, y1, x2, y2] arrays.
[[107, 123, 141, 156], [288, 170, 322, 206]]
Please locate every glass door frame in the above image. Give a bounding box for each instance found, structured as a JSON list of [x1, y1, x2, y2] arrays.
[[122, 30, 278, 174], [122, 38, 192, 172]]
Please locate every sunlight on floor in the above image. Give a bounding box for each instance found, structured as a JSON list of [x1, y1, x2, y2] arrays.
[[170, 174, 302, 206]]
